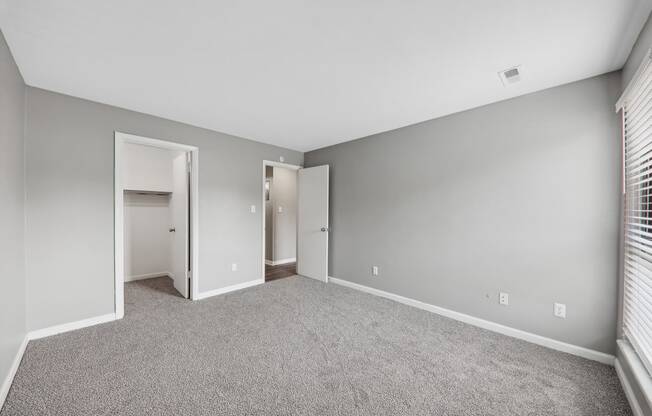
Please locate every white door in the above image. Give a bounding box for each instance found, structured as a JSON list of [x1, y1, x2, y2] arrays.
[[170, 152, 189, 298], [297, 165, 329, 282]]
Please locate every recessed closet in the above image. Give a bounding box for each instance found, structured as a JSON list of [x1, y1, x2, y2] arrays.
[[122, 142, 190, 300]]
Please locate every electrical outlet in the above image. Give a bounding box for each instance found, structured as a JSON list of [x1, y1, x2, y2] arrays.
[[372, 266, 379, 276], [250, 205, 256, 213], [279, 156, 285, 162], [499, 292, 509, 306], [231, 263, 238, 272], [554, 303, 566, 318]]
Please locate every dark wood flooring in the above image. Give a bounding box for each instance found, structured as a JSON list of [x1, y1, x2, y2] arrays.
[[265, 262, 296, 282]]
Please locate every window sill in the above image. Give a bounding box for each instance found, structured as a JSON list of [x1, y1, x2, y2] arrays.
[[616, 339, 652, 416]]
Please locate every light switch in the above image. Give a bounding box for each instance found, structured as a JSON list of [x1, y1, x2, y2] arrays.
[[278, 206, 283, 213], [250, 205, 256, 213]]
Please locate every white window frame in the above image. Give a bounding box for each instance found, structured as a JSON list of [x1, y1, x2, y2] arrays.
[[617, 47, 652, 379]]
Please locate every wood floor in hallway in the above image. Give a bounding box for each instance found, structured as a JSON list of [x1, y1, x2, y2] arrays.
[[265, 262, 296, 282]]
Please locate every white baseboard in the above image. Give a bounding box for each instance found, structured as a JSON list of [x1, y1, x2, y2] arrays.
[[28, 313, 117, 341], [266, 258, 296, 266], [195, 279, 265, 300], [125, 271, 171, 282], [0, 335, 28, 410], [615, 358, 645, 416], [328, 276, 615, 365]]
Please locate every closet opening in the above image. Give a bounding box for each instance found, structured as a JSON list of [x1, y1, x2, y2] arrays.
[[114, 132, 199, 319]]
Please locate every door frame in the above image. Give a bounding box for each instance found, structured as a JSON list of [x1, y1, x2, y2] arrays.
[[114, 132, 200, 319], [261, 160, 302, 281]]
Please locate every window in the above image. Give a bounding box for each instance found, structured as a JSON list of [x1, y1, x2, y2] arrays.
[[621, 49, 652, 376]]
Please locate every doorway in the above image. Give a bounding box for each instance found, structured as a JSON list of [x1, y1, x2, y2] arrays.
[[264, 163, 299, 281], [262, 161, 329, 283], [114, 132, 199, 319]]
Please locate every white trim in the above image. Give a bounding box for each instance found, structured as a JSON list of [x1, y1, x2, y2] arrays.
[[267, 258, 296, 266], [195, 279, 265, 300], [617, 339, 652, 414], [114, 136, 124, 318], [0, 336, 28, 410], [28, 313, 117, 341], [263, 160, 302, 171], [274, 257, 296, 265], [115, 132, 198, 152], [189, 148, 200, 301], [261, 160, 302, 281], [328, 276, 615, 365], [616, 48, 652, 111], [115, 132, 200, 318], [616, 358, 645, 416], [125, 271, 171, 282]]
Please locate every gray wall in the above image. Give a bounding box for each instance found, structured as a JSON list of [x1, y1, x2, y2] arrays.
[[0, 30, 26, 394], [306, 72, 622, 354], [623, 11, 652, 89], [271, 167, 297, 262], [24, 87, 302, 331]]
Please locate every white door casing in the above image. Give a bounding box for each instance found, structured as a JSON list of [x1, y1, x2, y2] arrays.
[[115, 132, 199, 318]]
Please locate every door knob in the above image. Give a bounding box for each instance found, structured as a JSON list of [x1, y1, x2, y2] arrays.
[[321, 227, 329, 232], [169, 228, 176, 232]]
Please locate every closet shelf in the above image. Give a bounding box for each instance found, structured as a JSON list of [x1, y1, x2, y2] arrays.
[[124, 189, 172, 196]]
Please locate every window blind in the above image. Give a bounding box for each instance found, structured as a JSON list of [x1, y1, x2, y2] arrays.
[[622, 49, 652, 376]]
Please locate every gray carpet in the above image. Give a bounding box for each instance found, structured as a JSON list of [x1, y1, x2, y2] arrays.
[[1, 276, 631, 415]]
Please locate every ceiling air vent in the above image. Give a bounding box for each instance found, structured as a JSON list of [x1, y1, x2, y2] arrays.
[[499, 66, 522, 86]]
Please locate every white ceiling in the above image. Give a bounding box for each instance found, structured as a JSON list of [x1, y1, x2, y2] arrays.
[[1, 1, 650, 152]]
